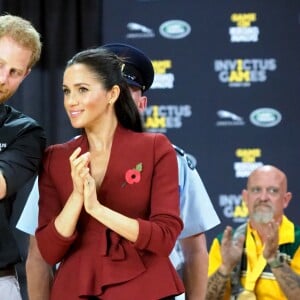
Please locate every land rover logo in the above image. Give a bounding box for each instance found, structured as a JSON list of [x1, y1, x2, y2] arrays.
[[159, 20, 191, 39], [249, 108, 282, 127]]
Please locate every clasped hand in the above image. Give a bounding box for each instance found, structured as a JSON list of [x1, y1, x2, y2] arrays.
[[262, 220, 279, 261], [70, 147, 100, 214], [220, 226, 245, 274]]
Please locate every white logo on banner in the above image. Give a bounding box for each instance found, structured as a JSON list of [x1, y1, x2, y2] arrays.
[[143, 105, 192, 133], [151, 60, 175, 89], [216, 110, 245, 126], [234, 148, 263, 178], [219, 194, 248, 223], [250, 107, 282, 127], [126, 22, 155, 38], [214, 58, 277, 87], [159, 20, 191, 39], [229, 12, 260, 43]]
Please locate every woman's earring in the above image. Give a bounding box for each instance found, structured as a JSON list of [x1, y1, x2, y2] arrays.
[[108, 100, 112, 105]]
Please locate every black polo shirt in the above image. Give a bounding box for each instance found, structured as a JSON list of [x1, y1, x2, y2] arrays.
[[0, 103, 46, 268]]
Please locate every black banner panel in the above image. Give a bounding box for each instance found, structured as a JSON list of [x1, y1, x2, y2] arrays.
[[102, 0, 300, 244]]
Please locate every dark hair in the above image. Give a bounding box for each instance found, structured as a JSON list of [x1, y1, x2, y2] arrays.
[[66, 48, 144, 132]]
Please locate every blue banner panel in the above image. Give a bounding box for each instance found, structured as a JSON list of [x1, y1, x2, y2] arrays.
[[102, 0, 300, 244]]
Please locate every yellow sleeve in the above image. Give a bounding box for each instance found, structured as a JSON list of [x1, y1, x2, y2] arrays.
[[208, 237, 223, 276]]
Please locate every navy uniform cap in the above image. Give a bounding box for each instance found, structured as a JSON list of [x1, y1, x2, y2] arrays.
[[102, 43, 154, 92]]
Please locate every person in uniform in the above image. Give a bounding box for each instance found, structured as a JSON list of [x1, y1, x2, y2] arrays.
[[102, 43, 220, 300]]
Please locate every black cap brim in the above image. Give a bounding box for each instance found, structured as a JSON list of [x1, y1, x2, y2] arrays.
[[102, 43, 154, 91]]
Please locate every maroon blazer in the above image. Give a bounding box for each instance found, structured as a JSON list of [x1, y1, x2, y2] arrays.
[[36, 125, 184, 299]]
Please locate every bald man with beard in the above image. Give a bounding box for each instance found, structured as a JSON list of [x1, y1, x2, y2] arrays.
[[206, 165, 300, 300]]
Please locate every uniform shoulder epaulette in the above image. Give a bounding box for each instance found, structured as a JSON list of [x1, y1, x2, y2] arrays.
[[172, 144, 196, 170], [172, 144, 185, 156]]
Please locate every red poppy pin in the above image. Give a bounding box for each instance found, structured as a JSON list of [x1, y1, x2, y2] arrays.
[[122, 163, 143, 187]]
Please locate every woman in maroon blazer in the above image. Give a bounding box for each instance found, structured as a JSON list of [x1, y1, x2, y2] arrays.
[[35, 48, 184, 299]]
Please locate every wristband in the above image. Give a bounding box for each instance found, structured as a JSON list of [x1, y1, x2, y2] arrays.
[[268, 251, 291, 268]]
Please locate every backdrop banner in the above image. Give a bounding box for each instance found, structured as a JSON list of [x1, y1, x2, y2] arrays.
[[102, 0, 300, 244]]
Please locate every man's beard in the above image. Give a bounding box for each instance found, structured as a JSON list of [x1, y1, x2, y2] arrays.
[[0, 89, 14, 103], [251, 203, 274, 224]]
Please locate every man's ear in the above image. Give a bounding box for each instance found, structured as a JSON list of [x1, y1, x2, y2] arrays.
[[137, 95, 147, 112], [283, 192, 292, 208]]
